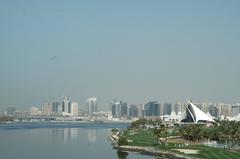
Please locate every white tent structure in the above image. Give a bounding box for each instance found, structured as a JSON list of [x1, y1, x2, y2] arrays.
[[181, 100, 215, 123]]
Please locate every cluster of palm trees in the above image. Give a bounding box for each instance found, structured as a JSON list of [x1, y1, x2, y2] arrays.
[[130, 118, 162, 129], [177, 124, 206, 142], [177, 120, 240, 147], [130, 119, 240, 147], [217, 120, 240, 147], [153, 124, 170, 146]]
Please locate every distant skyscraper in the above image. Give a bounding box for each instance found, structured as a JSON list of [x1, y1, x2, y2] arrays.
[[138, 104, 145, 117], [71, 102, 78, 116], [120, 102, 128, 118], [174, 103, 185, 114], [68, 102, 72, 114], [58, 103, 63, 114], [221, 104, 232, 117], [208, 104, 217, 117], [232, 104, 240, 117], [43, 102, 52, 115], [129, 105, 139, 117], [52, 102, 61, 115], [111, 100, 120, 118], [110, 100, 128, 118], [7, 106, 16, 116], [86, 97, 98, 115], [163, 103, 172, 115], [145, 101, 160, 116], [215, 105, 222, 118], [62, 96, 71, 115]]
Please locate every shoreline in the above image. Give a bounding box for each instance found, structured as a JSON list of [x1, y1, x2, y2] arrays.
[[114, 145, 193, 159], [109, 133, 192, 159], [1, 120, 132, 124]]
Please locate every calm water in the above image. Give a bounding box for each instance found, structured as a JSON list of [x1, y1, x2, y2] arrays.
[[0, 122, 154, 159]]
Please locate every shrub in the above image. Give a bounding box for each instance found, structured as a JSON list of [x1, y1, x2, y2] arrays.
[[118, 136, 128, 146]]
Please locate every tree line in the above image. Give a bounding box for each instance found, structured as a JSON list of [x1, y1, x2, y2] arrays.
[[178, 120, 240, 147], [130, 119, 240, 147]]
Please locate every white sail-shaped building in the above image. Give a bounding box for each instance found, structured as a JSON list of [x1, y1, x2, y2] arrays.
[[181, 100, 215, 123]]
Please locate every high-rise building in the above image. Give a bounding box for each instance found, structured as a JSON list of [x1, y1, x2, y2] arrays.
[[232, 104, 240, 117], [129, 105, 139, 117], [86, 97, 98, 115], [43, 102, 52, 115], [111, 100, 120, 118], [221, 104, 232, 117], [7, 106, 16, 116], [62, 96, 71, 115], [208, 104, 218, 117], [163, 103, 172, 115], [58, 103, 64, 115], [110, 100, 128, 118], [215, 105, 222, 118], [52, 102, 61, 115], [138, 104, 145, 117], [145, 101, 160, 116], [196, 103, 209, 113], [173, 103, 188, 116], [71, 102, 78, 116], [120, 102, 128, 118]]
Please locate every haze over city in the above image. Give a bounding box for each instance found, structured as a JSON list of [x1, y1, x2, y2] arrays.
[[1, 0, 240, 110]]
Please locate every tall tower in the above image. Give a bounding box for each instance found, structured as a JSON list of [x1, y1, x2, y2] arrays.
[[111, 100, 121, 118], [62, 96, 70, 114], [43, 102, 52, 115], [86, 97, 98, 115], [71, 102, 78, 116]]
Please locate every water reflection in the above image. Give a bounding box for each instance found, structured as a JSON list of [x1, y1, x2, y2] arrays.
[[50, 128, 98, 143], [63, 128, 78, 142], [0, 124, 156, 159], [87, 129, 96, 142], [117, 150, 128, 159], [50, 128, 80, 142]]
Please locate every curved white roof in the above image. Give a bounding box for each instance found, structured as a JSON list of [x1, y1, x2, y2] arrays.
[[183, 100, 215, 123]]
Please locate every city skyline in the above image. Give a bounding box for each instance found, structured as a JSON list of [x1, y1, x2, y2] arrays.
[[1, 1, 240, 109], [3, 97, 240, 122], [1, 96, 240, 112]]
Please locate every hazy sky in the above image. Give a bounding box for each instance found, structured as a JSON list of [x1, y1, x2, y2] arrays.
[[0, 0, 240, 110]]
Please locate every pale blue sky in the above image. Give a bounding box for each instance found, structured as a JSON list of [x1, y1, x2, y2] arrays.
[[0, 0, 240, 110]]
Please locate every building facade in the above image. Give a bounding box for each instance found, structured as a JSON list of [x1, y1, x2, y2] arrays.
[[86, 97, 98, 115]]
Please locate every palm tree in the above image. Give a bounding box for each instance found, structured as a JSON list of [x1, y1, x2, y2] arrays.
[[178, 124, 204, 142], [153, 124, 169, 146]]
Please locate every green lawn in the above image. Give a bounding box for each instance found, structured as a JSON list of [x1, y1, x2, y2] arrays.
[[189, 145, 240, 159], [123, 129, 158, 146], [121, 129, 240, 159]]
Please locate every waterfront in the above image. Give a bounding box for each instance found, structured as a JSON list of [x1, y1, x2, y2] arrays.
[[0, 122, 154, 159]]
